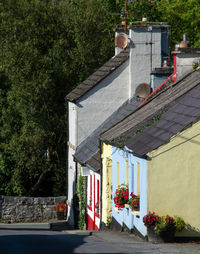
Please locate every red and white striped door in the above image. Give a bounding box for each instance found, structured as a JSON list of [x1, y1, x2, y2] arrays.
[[86, 171, 100, 230]]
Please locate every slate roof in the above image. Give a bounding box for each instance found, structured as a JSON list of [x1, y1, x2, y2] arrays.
[[101, 68, 200, 157], [73, 96, 141, 171], [65, 47, 130, 102]]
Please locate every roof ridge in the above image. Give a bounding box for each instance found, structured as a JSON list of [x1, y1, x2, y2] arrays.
[[65, 47, 130, 102]]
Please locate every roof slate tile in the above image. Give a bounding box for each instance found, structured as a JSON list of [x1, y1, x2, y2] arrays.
[[66, 47, 129, 102], [101, 69, 200, 157]]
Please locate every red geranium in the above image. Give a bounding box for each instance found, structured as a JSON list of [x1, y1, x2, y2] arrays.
[[56, 202, 66, 212], [165, 215, 175, 227], [128, 192, 140, 210], [143, 211, 160, 227], [113, 184, 129, 210]]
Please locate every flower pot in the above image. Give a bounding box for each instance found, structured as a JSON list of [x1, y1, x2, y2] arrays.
[[56, 211, 65, 220], [147, 226, 163, 243], [160, 227, 175, 242]]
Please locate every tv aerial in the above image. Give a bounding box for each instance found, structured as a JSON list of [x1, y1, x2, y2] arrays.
[[109, 0, 133, 33]]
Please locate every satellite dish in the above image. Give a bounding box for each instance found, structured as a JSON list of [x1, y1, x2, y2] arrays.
[[135, 83, 151, 100], [115, 33, 128, 49]]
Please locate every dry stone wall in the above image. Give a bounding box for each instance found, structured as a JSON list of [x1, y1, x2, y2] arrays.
[[0, 196, 67, 223]]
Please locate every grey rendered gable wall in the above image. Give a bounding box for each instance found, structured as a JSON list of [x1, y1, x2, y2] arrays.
[[129, 27, 163, 97], [76, 59, 129, 145], [74, 96, 140, 167]]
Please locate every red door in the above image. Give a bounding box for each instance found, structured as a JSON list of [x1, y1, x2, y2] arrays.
[[86, 173, 100, 230]]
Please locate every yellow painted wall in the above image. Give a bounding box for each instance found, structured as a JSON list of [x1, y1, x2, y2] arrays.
[[101, 143, 113, 226], [148, 121, 200, 236]]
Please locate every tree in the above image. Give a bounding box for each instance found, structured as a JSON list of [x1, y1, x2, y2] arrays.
[[0, 0, 117, 196], [1, 0, 200, 197], [156, 0, 200, 47], [0, 0, 75, 196]]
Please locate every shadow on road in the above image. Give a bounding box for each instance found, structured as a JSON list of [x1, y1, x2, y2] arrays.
[[0, 233, 87, 254]]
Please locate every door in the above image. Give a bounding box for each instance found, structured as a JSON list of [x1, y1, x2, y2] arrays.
[[86, 171, 100, 230]]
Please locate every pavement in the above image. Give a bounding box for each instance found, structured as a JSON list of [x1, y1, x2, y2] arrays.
[[0, 220, 73, 231], [0, 223, 200, 253]]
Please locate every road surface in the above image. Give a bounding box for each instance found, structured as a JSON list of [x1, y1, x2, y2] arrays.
[[0, 229, 200, 253]]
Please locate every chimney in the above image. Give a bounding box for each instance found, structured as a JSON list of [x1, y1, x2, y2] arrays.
[[115, 20, 171, 98], [128, 21, 170, 97], [172, 35, 200, 81], [180, 34, 189, 48]]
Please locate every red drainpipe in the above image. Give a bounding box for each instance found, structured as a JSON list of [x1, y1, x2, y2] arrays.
[[138, 52, 177, 108], [172, 53, 177, 83]]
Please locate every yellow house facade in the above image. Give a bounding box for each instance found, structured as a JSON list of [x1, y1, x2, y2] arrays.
[[148, 121, 200, 236], [101, 143, 113, 227]]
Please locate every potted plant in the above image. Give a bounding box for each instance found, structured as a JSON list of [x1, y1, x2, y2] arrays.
[[175, 216, 186, 232], [154, 215, 176, 242], [56, 202, 66, 220], [113, 184, 129, 210], [95, 202, 99, 214], [143, 212, 186, 243], [128, 192, 140, 212], [143, 211, 161, 243]]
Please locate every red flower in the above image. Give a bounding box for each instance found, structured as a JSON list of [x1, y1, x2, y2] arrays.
[[56, 202, 66, 212], [143, 212, 160, 227], [113, 184, 129, 209]]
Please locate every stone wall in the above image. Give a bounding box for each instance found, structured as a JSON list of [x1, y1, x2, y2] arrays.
[[0, 196, 67, 223]]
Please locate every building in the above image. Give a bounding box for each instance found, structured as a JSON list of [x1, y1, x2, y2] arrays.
[[65, 21, 171, 227]]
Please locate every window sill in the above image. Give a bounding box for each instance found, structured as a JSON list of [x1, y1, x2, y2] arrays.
[[131, 210, 140, 216]]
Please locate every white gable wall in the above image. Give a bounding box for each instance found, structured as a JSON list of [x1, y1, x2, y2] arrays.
[[67, 102, 78, 225], [77, 60, 129, 145]]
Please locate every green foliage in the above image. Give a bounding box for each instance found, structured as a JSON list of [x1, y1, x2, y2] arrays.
[[78, 174, 85, 230], [175, 216, 186, 232], [154, 215, 175, 235], [154, 215, 185, 235], [1, 0, 200, 197], [106, 215, 112, 227], [0, 0, 116, 196], [156, 0, 200, 47], [75, 173, 85, 230], [0, 0, 72, 196], [192, 61, 200, 70]]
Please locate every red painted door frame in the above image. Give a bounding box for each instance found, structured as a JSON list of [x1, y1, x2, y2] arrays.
[[86, 173, 100, 231]]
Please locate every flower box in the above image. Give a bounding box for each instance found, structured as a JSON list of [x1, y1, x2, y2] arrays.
[[113, 184, 129, 210], [56, 203, 66, 220], [131, 211, 140, 216], [56, 211, 65, 220], [114, 207, 119, 212], [128, 193, 140, 211]]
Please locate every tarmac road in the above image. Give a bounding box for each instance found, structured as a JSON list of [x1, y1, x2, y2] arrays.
[[0, 229, 200, 254]]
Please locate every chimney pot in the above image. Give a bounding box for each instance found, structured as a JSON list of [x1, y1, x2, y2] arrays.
[[180, 34, 189, 48]]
